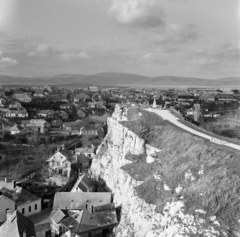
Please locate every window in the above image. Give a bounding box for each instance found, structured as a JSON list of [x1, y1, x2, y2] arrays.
[[29, 206, 31, 212], [35, 204, 37, 210], [22, 208, 25, 214]]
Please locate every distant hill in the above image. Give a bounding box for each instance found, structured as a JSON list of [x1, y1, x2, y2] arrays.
[[0, 72, 239, 87]]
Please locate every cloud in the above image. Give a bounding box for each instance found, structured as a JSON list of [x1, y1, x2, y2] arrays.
[[78, 52, 90, 59], [36, 44, 53, 53], [0, 57, 18, 65], [187, 43, 240, 74], [60, 52, 90, 61], [140, 24, 198, 47], [109, 0, 165, 28], [27, 44, 56, 57]]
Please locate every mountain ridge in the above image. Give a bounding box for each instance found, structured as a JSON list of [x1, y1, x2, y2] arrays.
[[0, 72, 239, 87]]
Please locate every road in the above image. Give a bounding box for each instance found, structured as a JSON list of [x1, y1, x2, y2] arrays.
[[145, 108, 240, 151]]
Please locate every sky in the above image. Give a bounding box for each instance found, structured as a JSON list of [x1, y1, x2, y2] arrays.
[[0, 0, 239, 78]]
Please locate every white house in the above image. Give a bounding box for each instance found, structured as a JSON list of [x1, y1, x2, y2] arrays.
[[9, 124, 21, 135], [5, 110, 29, 118], [46, 150, 72, 177], [13, 93, 32, 103], [0, 186, 41, 222]]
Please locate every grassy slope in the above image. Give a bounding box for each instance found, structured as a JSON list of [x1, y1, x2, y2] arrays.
[[119, 110, 240, 234]]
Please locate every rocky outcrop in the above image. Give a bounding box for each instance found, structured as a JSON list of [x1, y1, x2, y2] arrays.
[[91, 105, 240, 237]]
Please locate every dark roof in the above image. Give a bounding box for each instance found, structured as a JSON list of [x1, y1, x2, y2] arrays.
[[79, 174, 94, 191], [60, 203, 117, 234], [0, 211, 36, 237], [0, 187, 41, 205], [53, 192, 111, 210], [77, 203, 117, 234]]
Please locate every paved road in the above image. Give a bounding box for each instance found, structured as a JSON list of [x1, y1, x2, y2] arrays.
[[146, 108, 240, 151]]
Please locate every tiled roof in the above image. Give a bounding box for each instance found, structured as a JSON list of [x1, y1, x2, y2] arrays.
[[0, 211, 36, 237], [79, 174, 94, 191], [60, 203, 117, 234], [53, 192, 111, 210], [50, 209, 66, 223], [0, 187, 41, 205]]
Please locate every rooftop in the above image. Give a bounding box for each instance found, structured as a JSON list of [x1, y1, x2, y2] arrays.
[[53, 192, 111, 210], [0, 186, 41, 205], [0, 211, 36, 237]]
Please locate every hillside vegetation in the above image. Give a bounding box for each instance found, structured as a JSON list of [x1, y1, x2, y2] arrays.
[[202, 108, 240, 139], [120, 110, 240, 235]]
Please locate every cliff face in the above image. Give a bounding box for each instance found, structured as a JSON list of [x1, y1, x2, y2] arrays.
[[91, 105, 240, 237]]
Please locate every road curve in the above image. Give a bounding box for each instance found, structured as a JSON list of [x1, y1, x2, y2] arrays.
[[145, 108, 240, 151]]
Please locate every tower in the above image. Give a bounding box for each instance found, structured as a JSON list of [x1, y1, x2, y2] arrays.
[[152, 96, 157, 108]]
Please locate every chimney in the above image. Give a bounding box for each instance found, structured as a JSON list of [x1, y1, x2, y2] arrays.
[[22, 231, 26, 237], [6, 209, 11, 222], [62, 144, 65, 150], [5, 177, 7, 183], [68, 225, 74, 237], [12, 180, 16, 189], [88, 205, 93, 214]]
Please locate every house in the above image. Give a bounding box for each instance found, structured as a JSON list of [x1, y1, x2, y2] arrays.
[[71, 173, 95, 193], [73, 93, 90, 103], [177, 95, 195, 102], [13, 93, 32, 103], [51, 193, 117, 237], [74, 147, 95, 159], [186, 108, 195, 116], [215, 94, 234, 101], [28, 119, 50, 133], [80, 124, 103, 136], [5, 110, 29, 118], [199, 93, 215, 101], [0, 186, 41, 222], [59, 203, 117, 237], [51, 119, 63, 128], [53, 192, 111, 210], [0, 98, 6, 107], [77, 154, 92, 174], [46, 149, 72, 177], [0, 90, 5, 97], [63, 121, 82, 132], [9, 124, 21, 135], [76, 109, 86, 118], [88, 101, 106, 109], [9, 101, 22, 109], [0, 210, 36, 237], [59, 111, 69, 120], [48, 94, 68, 102], [37, 110, 55, 118], [0, 179, 16, 191], [33, 89, 45, 97], [87, 86, 99, 92], [60, 104, 71, 110], [20, 119, 50, 134]]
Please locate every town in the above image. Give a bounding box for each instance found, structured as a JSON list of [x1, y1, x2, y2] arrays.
[[0, 84, 239, 237]]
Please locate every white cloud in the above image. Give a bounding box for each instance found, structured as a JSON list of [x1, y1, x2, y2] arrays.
[[27, 52, 35, 57], [109, 0, 165, 28], [78, 52, 90, 59], [0, 57, 18, 65], [60, 52, 90, 61], [36, 44, 52, 53]]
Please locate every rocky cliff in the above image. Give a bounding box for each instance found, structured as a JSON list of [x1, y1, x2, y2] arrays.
[[91, 105, 240, 237]]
